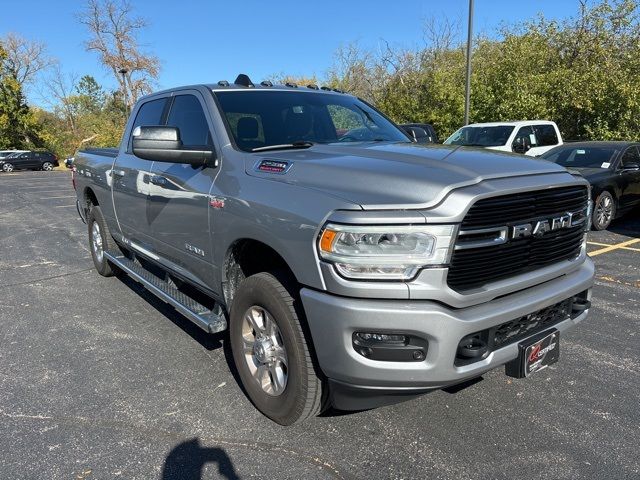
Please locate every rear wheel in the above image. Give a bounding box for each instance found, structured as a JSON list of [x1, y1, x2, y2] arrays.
[[2, 163, 14, 173], [230, 272, 325, 425], [88, 206, 117, 276], [593, 191, 616, 230], [41, 161, 54, 171]]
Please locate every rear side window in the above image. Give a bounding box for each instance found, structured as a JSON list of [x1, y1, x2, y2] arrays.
[[533, 124, 559, 146], [166, 95, 212, 147]]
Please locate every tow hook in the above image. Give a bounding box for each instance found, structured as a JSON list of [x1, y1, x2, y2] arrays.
[[456, 335, 489, 360], [571, 296, 591, 314]]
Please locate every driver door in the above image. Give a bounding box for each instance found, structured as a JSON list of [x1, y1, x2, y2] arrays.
[[617, 146, 640, 208]]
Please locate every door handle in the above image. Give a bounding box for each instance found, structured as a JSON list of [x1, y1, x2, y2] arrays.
[[149, 175, 167, 186], [111, 169, 125, 177]]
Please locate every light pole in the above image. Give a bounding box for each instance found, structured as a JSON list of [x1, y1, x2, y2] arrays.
[[464, 0, 474, 125], [118, 68, 129, 113]]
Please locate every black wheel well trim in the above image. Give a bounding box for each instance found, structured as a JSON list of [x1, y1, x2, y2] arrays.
[[222, 238, 298, 307]]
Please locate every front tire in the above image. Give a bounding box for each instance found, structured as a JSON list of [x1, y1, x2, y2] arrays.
[[593, 191, 616, 230], [230, 272, 325, 425], [88, 206, 117, 277], [2, 163, 14, 173]]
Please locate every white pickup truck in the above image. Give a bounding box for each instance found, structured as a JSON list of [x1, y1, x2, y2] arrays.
[[444, 120, 563, 156]]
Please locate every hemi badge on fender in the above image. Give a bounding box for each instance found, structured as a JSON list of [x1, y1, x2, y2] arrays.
[[256, 160, 291, 174]]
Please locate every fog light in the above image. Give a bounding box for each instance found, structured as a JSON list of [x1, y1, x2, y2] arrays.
[[354, 332, 406, 344], [352, 332, 427, 362]]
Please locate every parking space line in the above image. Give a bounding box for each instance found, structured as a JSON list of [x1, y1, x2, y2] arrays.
[[588, 241, 640, 253], [38, 195, 76, 200], [54, 204, 76, 208], [588, 238, 640, 256]]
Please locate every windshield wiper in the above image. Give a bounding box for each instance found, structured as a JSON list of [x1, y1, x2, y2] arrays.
[[251, 141, 314, 152]]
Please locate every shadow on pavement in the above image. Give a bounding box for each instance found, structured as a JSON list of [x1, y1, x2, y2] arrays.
[[609, 209, 640, 237], [117, 273, 226, 351], [162, 438, 240, 480]]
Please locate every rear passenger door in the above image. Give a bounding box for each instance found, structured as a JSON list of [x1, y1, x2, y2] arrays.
[[148, 91, 218, 289], [111, 96, 168, 248]]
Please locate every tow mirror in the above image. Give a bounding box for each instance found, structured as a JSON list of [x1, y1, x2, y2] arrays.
[[132, 126, 216, 167]]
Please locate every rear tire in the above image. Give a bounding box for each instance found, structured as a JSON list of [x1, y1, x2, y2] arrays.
[[88, 206, 117, 277], [593, 191, 616, 231], [42, 162, 54, 171], [230, 272, 325, 425]]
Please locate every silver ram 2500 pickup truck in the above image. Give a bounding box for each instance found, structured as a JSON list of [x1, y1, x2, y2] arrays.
[[73, 74, 594, 425]]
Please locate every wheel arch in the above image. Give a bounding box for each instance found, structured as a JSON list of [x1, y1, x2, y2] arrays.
[[222, 238, 299, 308]]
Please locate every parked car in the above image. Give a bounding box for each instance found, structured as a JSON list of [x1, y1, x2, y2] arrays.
[[444, 120, 563, 156], [0, 151, 59, 172], [73, 75, 593, 425], [540, 141, 640, 230], [400, 123, 439, 144], [0, 150, 27, 160]]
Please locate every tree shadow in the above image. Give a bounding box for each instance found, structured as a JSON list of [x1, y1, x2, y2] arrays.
[[162, 438, 240, 480]]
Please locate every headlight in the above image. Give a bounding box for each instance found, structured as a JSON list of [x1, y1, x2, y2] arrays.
[[318, 224, 456, 280]]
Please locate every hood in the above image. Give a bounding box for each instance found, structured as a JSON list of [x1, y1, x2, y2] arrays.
[[564, 167, 611, 182], [245, 142, 570, 209]]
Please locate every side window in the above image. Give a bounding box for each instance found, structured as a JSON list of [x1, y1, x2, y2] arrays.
[[166, 95, 212, 147], [620, 146, 640, 167], [533, 124, 559, 146], [513, 126, 538, 147], [129, 97, 167, 148]]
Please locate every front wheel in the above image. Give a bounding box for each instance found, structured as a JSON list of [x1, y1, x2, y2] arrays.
[[41, 161, 54, 171], [593, 191, 616, 230], [2, 163, 14, 173], [230, 272, 325, 425]]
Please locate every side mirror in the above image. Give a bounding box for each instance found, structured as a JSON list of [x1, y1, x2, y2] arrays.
[[621, 162, 640, 171], [512, 137, 531, 154], [402, 126, 428, 144], [132, 126, 216, 166]]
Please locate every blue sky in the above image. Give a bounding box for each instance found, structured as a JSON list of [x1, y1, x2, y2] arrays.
[[2, 0, 579, 105]]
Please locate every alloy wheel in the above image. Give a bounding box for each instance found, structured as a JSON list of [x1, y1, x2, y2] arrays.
[[91, 221, 104, 264], [595, 195, 614, 229], [241, 305, 289, 396]]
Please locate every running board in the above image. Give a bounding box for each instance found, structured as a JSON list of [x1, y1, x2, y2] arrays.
[[104, 251, 227, 334]]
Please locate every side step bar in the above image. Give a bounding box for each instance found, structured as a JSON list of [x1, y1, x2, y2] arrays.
[[104, 251, 227, 334]]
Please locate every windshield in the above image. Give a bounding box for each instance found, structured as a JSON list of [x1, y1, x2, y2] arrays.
[[542, 146, 618, 168], [444, 125, 514, 147], [214, 90, 410, 152]]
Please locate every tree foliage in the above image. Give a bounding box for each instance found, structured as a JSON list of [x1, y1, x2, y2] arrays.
[[327, 0, 640, 141]]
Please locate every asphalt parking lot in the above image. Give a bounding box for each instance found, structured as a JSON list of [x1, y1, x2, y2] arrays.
[[1, 170, 638, 480]]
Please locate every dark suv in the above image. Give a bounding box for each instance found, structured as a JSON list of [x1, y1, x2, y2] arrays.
[[0, 151, 59, 172]]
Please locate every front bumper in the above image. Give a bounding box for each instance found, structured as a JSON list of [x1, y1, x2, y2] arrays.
[[301, 258, 594, 408]]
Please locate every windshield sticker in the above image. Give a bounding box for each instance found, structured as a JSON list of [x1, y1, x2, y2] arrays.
[[529, 134, 537, 144], [576, 149, 586, 154], [601, 162, 611, 168]]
